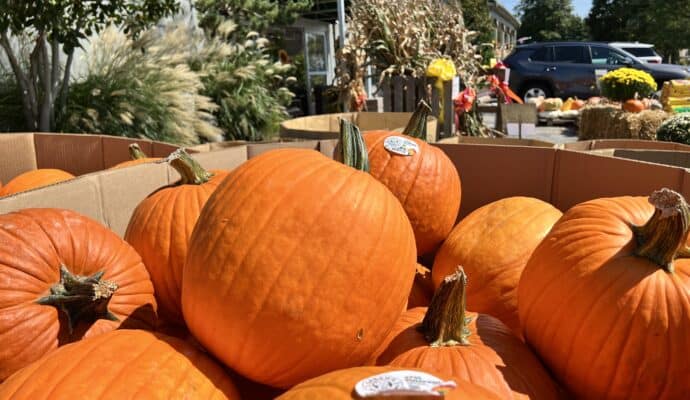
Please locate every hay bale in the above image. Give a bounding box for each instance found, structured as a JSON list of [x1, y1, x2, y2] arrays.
[[578, 105, 669, 140]]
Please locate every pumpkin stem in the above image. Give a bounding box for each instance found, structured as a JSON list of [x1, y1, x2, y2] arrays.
[[166, 148, 213, 185], [403, 100, 432, 141], [340, 119, 370, 172], [36, 265, 119, 335], [128, 143, 147, 160], [632, 188, 690, 272], [418, 267, 472, 347]]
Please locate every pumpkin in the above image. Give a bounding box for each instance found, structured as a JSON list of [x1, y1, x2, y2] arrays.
[[277, 366, 501, 400], [372, 269, 564, 400], [431, 197, 562, 336], [125, 149, 228, 324], [570, 98, 586, 111], [181, 120, 417, 388], [0, 208, 157, 381], [362, 101, 461, 255], [110, 143, 161, 169], [541, 98, 563, 112], [623, 98, 645, 113], [518, 188, 690, 400], [0, 168, 74, 197], [407, 264, 434, 309], [0, 330, 239, 399]]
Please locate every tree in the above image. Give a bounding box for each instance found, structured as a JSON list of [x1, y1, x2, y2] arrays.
[[459, 0, 495, 63], [516, 0, 589, 41], [0, 1, 178, 132], [195, 0, 313, 39], [588, 0, 690, 63]]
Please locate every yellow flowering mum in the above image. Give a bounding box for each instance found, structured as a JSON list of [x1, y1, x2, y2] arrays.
[[600, 67, 657, 101]]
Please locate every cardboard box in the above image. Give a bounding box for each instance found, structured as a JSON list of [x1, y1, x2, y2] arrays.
[[3, 134, 690, 237]]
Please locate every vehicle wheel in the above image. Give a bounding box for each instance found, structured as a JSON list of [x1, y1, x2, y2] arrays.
[[521, 83, 552, 103]]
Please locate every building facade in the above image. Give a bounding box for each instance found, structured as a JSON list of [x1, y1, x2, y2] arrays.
[[488, 1, 521, 59]]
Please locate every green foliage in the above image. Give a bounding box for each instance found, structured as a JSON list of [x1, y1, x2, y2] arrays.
[[198, 22, 295, 141], [599, 67, 657, 102], [0, 72, 25, 132], [516, 0, 589, 41], [587, 0, 690, 63], [195, 0, 312, 39], [58, 26, 222, 145], [657, 114, 690, 145], [0, 0, 178, 51], [459, 0, 495, 64]]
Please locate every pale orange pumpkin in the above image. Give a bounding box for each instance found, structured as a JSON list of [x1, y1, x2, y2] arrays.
[[0, 169, 74, 196]]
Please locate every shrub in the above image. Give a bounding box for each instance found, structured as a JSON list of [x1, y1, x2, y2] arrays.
[[58, 26, 223, 145], [599, 68, 657, 102], [657, 113, 690, 144]]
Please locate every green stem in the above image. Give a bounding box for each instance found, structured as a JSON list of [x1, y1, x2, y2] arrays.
[[166, 148, 213, 185], [340, 119, 370, 172], [418, 267, 472, 347], [128, 143, 148, 160], [36, 265, 119, 334], [402, 100, 432, 141], [632, 188, 690, 273]]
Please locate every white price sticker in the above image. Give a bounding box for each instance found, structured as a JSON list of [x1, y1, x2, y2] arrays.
[[383, 136, 420, 156], [354, 370, 457, 397]]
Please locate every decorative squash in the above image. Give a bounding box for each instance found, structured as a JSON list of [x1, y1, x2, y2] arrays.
[[587, 96, 602, 105], [541, 98, 563, 112], [560, 97, 575, 111], [373, 269, 564, 400], [182, 120, 417, 388], [363, 101, 461, 255], [408, 264, 434, 309], [277, 366, 501, 400], [125, 149, 228, 324], [518, 188, 690, 400], [110, 143, 161, 169], [0, 208, 157, 381], [431, 197, 562, 336], [0, 168, 74, 196], [623, 98, 645, 113], [0, 330, 239, 399]]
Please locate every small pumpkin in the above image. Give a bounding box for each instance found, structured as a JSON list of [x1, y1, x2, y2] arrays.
[[0, 208, 157, 381], [0, 168, 74, 196], [372, 268, 564, 400], [431, 197, 562, 336], [182, 120, 417, 388], [623, 98, 645, 113], [407, 264, 434, 309], [0, 330, 239, 399], [110, 143, 162, 169], [277, 366, 501, 400], [570, 98, 586, 110], [125, 149, 229, 325], [363, 101, 461, 255], [587, 96, 602, 105], [518, 188, 690, 399]]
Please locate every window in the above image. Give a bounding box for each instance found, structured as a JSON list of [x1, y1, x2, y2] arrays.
[[529, 47, 551, 62], [553, 46, 586, 63], [590, 46, 631, 65], [622, 47, 658, 58]]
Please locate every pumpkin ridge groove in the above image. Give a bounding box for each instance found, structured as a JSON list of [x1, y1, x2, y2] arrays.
[[0, 221, 56, 285], [623, 276, 657, 399], [398, 145, 425, 209]]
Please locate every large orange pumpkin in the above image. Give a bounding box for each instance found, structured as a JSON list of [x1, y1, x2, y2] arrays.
[[0, 330, 239, 399], [125, 149, 228, 324], [518, 188, 690, 399], [110, 143, 162, 169], [277, 366, 501, 400], [0, 208, 157, 381], [373, 269, 564, 399], [182, 121, 417, 388], [363, 102, 461, 256], [0, 168, 74, 196], [432, 197, 562, 335]]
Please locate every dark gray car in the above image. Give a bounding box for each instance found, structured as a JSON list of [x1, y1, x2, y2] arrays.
[[503, 42, 690, 102]]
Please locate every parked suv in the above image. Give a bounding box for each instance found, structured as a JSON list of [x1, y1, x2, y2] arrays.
[[609, 42, 662, 64], [503, 42, 690, 102]]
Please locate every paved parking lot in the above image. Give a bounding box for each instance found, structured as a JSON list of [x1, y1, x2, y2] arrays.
[[481, 113, 579, 144]]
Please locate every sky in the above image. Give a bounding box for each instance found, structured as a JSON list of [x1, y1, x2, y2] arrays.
[[499, 0, 593, 18]]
